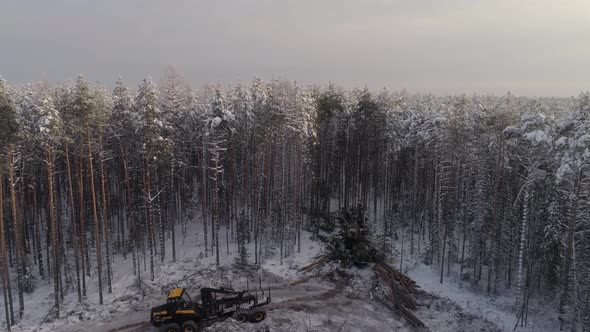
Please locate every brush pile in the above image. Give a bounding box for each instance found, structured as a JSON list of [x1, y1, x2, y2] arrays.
[[303, 205, 426, 328]]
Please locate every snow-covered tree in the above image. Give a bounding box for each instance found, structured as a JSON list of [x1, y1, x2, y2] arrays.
[[554, 93, 590, 330], [504, 105, 553, 312], [206, 87, 234, 266], [0, 78, 19, 327], [25, 84, 63, 314]]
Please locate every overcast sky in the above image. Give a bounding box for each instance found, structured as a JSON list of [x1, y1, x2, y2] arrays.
[[1, 0, 589, 96]]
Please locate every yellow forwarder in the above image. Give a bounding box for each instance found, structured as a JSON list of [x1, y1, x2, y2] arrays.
[[150, 285, 271, 332]]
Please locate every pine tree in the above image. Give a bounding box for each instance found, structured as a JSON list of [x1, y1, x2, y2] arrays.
[[6, 120, 24, 319], [55, 83, 82, 302], [135, 77, 169, 279], [504, 107, 553, 312], [26, 84, 63, 315], [0, 78, 18, 328], [109, 78, 137, 276], [555, 93, 590, 330], [159, 66, 190, 263], [66, 76, 105, 304], [93, 84, 113, 294], [206, 87, 234, 266]]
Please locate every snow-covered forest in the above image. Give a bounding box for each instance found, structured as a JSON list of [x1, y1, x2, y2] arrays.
[[0, 68, 589, 331]]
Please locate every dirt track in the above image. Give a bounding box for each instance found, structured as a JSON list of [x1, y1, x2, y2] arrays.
[[56, 279, 408, 332], [54, 272, 505, 332], [105, 282, 344, 332]]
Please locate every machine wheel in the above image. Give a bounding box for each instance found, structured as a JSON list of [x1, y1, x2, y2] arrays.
[[252, 310, 266, 323], [160, 323, 181, 332], [235, 313, 248, 323], [233, 310, 248, 323], [181, 320, 199, 332]]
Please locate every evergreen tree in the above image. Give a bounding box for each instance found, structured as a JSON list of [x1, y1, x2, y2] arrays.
[[0, 78, 18, 328]]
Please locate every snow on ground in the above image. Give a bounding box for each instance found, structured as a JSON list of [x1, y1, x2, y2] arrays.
[[260, 234, 324, 282], [4, 243, 141, 332], [405, 261, 560, 332], [410, 263, 514, 331], [4, 220, 328, 332], [3, 216, 559, 332], [43, 223, 413, 332]]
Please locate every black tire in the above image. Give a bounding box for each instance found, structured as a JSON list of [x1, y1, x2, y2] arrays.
[[160, 323, 181, 332], [252, 311, 266, 323], [235, 312, 248, 323], [181, 320, 199, 332]]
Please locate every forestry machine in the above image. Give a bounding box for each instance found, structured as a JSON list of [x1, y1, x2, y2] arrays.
[[150, 282, 271, 332]]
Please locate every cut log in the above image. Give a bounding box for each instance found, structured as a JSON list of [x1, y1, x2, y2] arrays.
[[377, 294, 426, 328], [376, 261, 419, 291], [373, 261, 425, 328], [300, 255, 328, 272], [375, 265, 417, 310], [289, 273, 324, 286]]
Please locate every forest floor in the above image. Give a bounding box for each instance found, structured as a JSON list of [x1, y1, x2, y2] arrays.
[[4, 222, 558, 332]]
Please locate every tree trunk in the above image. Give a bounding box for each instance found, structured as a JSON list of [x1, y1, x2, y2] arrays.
[[487, 138, 503, 295], [64, 142, 81, 302], [515, 185, 530, 311], [7, 149, 24, 318], [87, 127, 104, 305], [98, 132, 112, 293], [78, 149, 87, 297], [201, 138, 208, 257], [121, 150, 139, 288], [156, 172, 165, 263], [143, 156, 155, 281], [440, 220, 448, 284], [559, 170, 582, 331], [46, 149, 60, 316], [32, 185, 44, 281], [214, 168, 220, 267], [0, 166, 15, 328], [171, 163, 176, 262]]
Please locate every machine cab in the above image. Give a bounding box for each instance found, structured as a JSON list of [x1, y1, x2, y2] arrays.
[[167, 288, 193, 311]]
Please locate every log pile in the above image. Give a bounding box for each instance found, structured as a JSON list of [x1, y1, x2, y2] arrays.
[[301, 255, 426, 328], [374, 262, 426, 328], [302, 205, 426, 329]]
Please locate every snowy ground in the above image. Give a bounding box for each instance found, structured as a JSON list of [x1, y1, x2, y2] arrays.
[[3, 219, 559, 332], [403, 257, 560, 332]]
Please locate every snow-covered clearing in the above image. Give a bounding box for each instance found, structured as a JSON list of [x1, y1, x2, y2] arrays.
[[4, 219, 556, 332]]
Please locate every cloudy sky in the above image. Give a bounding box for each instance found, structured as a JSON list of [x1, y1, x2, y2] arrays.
[[1, 0, 589, 96]]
